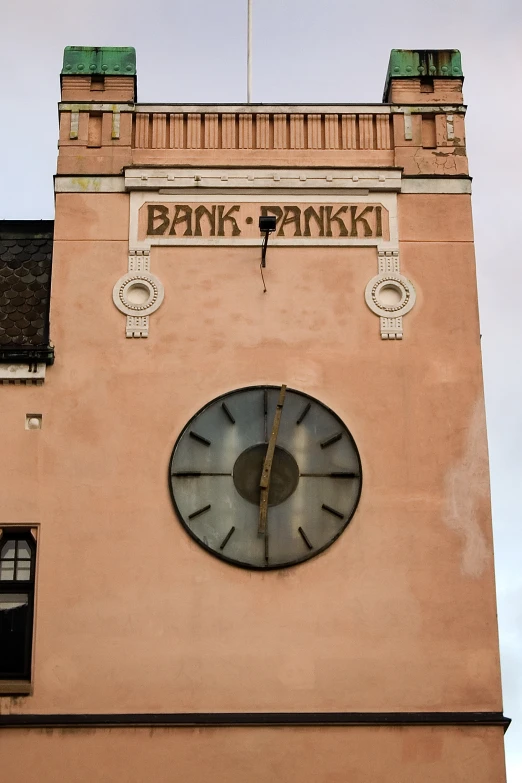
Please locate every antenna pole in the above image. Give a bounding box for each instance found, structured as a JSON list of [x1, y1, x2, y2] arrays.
[[247, 0, 252, 102]]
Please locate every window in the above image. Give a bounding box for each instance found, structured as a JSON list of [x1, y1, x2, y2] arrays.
[[0, 531, 36, 681]]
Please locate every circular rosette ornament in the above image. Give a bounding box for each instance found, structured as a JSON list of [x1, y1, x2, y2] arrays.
[[112, 272, 164, 317], [364, 273, 416, 318]]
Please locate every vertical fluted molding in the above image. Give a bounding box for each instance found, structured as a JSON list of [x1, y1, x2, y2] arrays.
[[273, 115, 287, 149], [130, 110, 391, 153], [135, 114, 150, 148], [324, 115, 339, 149], [290, 114, 305, 149], [359, 114, 374, 149], [341, 115, 357, 149], [151, 114, 167, 149], [376, 115, 391, 149], [256, 114, 270, 149], [186, 114, 201, 149], [221, 115, 236, 148], [238, 115, 253, 149], [169, 114, 184, 148], [307, 115, 322, 149], [204, 114, 219, 148]]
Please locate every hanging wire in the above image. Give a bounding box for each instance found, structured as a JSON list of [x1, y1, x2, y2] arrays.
[[260, 258, 267, 293]]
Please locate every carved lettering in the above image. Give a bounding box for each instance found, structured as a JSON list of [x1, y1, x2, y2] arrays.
[[147, 205, 170, 236], [375, 206, 382, 237], [325, 206, 349, 237], [144, 202, 387, 240], [194, 205, 216, 237], [278, 206, 302, 237], [217, 205, 241, 236], [169, 205, 193, 236], [350, 205, 374, 237], [303, 206, 325, 237]]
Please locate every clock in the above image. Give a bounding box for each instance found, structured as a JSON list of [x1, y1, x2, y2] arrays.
[[168, 385, 362, 569]]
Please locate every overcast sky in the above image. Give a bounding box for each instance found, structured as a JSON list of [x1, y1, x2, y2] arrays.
[[2, 0, 521, 778]]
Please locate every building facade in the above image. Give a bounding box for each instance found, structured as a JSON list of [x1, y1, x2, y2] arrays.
[[0, 47, 508, 781]]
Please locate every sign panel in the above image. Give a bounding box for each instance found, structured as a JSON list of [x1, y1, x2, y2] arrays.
[[128, 191, 399, 250], [140, 202, 389, 241]]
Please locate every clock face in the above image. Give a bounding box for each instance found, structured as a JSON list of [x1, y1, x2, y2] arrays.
[[169, 386, 362, 569]]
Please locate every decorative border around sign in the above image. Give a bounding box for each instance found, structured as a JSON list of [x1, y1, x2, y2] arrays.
[[128, 189, 399, 252], [125, 170, 407, 344]]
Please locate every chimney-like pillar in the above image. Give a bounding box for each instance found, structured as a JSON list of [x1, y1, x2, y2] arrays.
[[58, 47, 136, 175], [383, 49, 467, 176]]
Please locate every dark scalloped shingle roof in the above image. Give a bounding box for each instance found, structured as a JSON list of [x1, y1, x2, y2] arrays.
[[0, 221, 54, 364]]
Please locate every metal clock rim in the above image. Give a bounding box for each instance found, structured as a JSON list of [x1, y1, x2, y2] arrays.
[[168, 385, 363, 571]]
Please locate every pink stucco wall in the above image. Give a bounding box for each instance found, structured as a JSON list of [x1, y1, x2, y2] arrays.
[[0, 61, 506, 782], [0, 191, 501, 712]]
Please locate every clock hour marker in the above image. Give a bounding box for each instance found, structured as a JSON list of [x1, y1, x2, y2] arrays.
[[298, 526, 313, 550], [263, 388, 268, 442], [296, 402, 311, 425], [172, 471, 231, 477], [190, 431, 211, 446], [188, 503, 211, 520], [322, 503, 344, 519], [300, 471, 360, 478], [221, 402, 236, 424], [320, 432, 342, 449], [219, 526, 236, 550]]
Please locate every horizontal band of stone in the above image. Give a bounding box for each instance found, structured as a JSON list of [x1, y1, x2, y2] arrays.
[[0, 711, 510, 731], [125, 168, 400, 191], [54, 173, 471, 195], [59, 102, 466, 115]]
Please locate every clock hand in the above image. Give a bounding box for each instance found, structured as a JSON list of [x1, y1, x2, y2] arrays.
[[258, 384, 287, 536]]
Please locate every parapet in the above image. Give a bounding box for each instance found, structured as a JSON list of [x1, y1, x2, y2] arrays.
[[57, 47, 468, 177]]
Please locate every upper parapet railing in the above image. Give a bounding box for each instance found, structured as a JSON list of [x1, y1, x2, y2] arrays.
[[57, 102, 467, 176], [132, 107, 393, 151]]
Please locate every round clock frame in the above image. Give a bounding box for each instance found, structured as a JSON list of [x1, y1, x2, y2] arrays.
[[168, 385, 362, 570]]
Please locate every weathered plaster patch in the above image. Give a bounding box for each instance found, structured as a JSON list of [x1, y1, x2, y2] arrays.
[[71, 177, 100, 193], [286, 359, 323, 388], [413, 147, 459, 176], [444, 401, 490, 577]]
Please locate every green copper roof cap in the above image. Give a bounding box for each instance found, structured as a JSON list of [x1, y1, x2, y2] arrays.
[[62, 47, 136, 76], [383, 49, 463, 101]]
